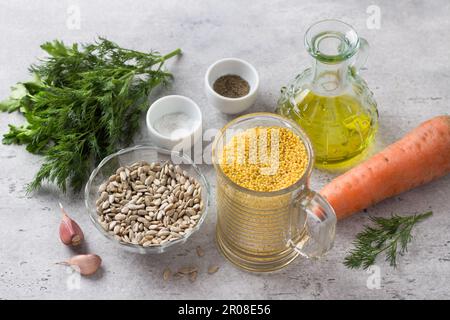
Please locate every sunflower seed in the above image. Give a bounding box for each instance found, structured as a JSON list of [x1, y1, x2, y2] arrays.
[[156, 186, 166, 194], [196, 246, 205, 257], [143, 241, 153, 247], [158, 230, 170, 237], [156, 211, 164, 221], [178, 266, 197, 275], [115, 214, 126, 221], [189, 271, 198, 282], [96, 160, 203, 248], [109, 221, 118, 230], [163, 268, 171, 281], [101, 201, 109, 210], [152, 198, 162, 206], [113, 225, 121, 234], [98, 183, 107, 193], [208, 265, 219, 274], [186, 185, 194, 196]]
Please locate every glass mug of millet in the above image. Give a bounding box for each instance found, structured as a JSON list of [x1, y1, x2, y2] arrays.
[[212, 113, 336, 272]]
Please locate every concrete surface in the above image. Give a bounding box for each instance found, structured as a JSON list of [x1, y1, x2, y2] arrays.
[[1, 0, 449, 300]]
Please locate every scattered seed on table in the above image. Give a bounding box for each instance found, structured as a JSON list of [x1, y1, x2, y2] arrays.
[[163, 268, 171, 281], [178, 266, 197, 275], [189, 271, 198, 283], [208, 265, 219, 274], [196, 246, 205, 257]]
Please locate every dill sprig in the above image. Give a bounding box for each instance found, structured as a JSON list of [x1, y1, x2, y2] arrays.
[[344, 211, 432, 270], [0, 38, 181, 192]]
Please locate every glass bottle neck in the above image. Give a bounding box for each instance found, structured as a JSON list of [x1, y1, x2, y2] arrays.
[[310, 59, 350, 96]]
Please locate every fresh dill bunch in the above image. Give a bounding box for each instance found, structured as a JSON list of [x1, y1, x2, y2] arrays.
[[344, 211, 432, 270], [0, 38, 181, 192]]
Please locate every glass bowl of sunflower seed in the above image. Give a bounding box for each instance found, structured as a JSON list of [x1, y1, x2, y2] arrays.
[[85, 145, 210, 254]]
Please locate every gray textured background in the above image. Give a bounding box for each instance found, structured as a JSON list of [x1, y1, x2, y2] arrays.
[[0, 0, 449, 299]]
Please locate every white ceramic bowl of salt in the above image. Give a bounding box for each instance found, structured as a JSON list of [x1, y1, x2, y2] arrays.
[[146, 95, 202, 150]]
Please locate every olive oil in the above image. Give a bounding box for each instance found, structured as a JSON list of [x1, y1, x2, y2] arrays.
[[279, 89, 377, 169], [277, 20, 379, 170]]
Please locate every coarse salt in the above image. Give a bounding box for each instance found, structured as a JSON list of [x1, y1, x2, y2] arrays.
[[153, 112, 199, 140]]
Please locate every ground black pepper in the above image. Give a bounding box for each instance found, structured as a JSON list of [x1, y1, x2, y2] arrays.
[[213, 74, 250, 98]]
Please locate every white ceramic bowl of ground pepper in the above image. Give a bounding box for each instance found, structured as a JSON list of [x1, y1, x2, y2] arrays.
[[84, 145, 210, 254], [205, 58, 259, 114]]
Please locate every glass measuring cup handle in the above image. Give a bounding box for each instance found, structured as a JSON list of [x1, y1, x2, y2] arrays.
[[351, 37, 370, 75], [288, 190, 337, 258]]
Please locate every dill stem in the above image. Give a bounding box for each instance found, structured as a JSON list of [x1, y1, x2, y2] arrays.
[[162, 48, 182, 61]]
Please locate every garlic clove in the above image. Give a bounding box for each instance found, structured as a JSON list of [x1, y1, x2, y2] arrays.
[[62, 254, 102, 276], [59, 203, 84, 246]]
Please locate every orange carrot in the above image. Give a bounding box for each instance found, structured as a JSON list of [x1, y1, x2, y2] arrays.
[[320, 115, 450, 220]]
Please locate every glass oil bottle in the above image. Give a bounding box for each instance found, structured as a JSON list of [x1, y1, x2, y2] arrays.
[[277, 19, 378, 169]]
